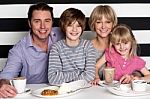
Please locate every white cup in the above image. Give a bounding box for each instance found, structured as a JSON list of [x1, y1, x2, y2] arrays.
[[11, 77, 27, 94], [120, 84, 131, 92], [132, 80, 147, 92]]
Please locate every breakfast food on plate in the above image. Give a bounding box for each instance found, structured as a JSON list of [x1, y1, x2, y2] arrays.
[[41, 80, 87, 96], [41, 89, 58, 96]]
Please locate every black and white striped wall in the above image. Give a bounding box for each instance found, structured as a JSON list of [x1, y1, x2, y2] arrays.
[[0, 0, 150, 70]]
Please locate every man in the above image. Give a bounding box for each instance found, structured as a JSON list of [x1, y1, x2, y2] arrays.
[[0, 2, 63, 98]]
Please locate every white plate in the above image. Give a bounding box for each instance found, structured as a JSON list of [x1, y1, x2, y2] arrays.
[[16, 88, 31, 97], [107, 85, 150, 97], [98, 80, 119, 87], [31, 86, 81, 98]]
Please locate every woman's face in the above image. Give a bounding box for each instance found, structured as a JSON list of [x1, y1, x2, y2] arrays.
[[94, 16, 113, 38]]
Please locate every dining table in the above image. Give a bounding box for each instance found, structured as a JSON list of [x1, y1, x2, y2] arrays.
[[12, 83, 150, 99]]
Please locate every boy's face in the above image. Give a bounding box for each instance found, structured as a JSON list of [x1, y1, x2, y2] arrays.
[[28, 10, 53, 41], [65, 21, 82, 42]]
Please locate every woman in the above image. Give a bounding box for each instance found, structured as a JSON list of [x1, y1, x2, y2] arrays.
[[92, 24, 150, 84], [88, 5, 118, 79]]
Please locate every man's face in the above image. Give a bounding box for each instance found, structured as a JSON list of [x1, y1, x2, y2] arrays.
[[28, 10, 53, 41]]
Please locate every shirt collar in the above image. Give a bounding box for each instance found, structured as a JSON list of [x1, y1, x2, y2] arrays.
[[25, 30, 53, 52], [25, 31, 33, 48]]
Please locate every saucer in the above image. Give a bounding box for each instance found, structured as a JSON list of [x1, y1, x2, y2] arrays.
[[98, 80, 119, 87], [107, 85, 150, 97], [16, 88, 31, 97]]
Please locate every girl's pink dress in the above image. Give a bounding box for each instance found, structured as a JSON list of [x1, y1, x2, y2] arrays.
[[105, 48, 145, 80]]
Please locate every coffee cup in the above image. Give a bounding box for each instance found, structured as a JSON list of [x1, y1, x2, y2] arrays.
[[10, 77, 27, 94], [132, 80, 147, 92], [120, 84, 131, 92], [104, 67, 115, 84]]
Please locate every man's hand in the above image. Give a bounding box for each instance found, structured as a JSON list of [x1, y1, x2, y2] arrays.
[[0, 79, 17, 98]]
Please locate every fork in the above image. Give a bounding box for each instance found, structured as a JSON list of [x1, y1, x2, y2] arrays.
[[67, 84, 92, 94]]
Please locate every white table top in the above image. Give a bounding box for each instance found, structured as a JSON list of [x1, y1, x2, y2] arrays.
[[12, 83, 150, 99]]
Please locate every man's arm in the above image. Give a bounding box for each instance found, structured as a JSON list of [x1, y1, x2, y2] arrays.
[[0, 46, 22, 80]]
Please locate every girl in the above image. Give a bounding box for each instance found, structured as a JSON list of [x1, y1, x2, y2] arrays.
[[48, 8, 97, 85], [92, 24, 150, 84], [88, 5, 118, 80]]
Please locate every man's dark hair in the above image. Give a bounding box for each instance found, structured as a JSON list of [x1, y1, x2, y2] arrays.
[[28, 2, 53, 22]]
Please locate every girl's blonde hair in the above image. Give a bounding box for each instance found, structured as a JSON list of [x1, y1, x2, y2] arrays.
[[88, 5, 118, 31], [109, 24, 137, 58]]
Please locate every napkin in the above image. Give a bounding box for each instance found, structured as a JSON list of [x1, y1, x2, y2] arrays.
[[58, 80, 91, 94]]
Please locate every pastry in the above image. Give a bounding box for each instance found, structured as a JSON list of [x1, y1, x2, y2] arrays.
[[41, 89, 58, 96]]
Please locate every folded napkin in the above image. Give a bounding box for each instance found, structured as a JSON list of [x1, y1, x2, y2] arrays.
[[58, 80, 91, 94]]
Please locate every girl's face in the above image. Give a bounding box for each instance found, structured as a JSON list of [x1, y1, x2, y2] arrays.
[[94, 16, 113, 38], [65, 21, 82, 42], [113, 41, 132, 58]]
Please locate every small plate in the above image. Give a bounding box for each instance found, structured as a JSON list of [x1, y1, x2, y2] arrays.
[[16, 88, 31, 97], [107, 85, 150, 97], [98, 80, 119, 87]]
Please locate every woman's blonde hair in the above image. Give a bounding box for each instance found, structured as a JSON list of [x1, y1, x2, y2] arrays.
[[109, 24, 137, 58], [88, 5, 118, 31]]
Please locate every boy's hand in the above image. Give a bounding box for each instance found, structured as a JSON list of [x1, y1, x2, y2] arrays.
[[90, 78, 100, 85]]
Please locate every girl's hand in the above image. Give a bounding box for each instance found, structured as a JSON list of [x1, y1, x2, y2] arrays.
[[90, 78, 100, 85], [131, 76, 140, 81], [119, 74, 133, 84]]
